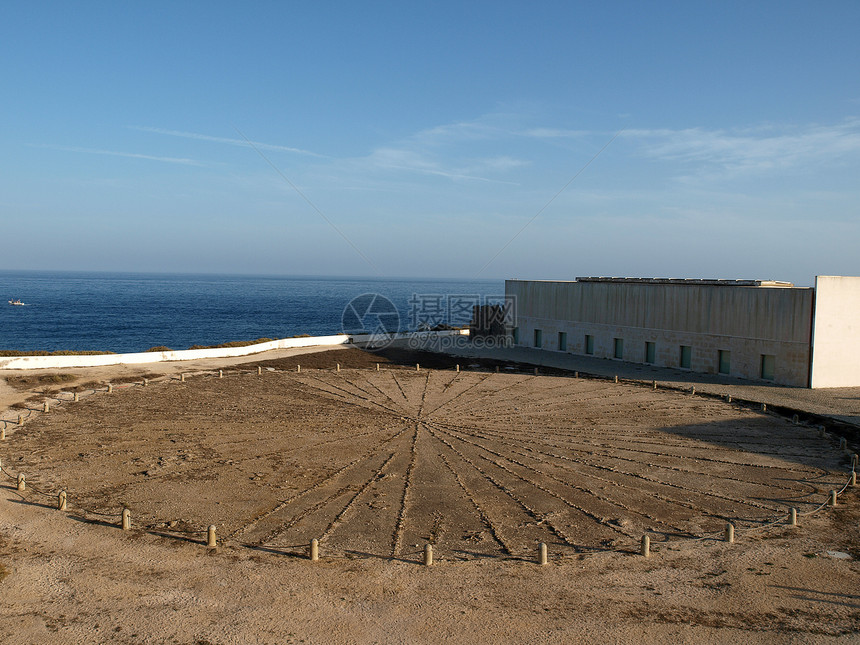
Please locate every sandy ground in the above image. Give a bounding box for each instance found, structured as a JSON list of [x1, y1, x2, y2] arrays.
[[1, 347, 858, 643]]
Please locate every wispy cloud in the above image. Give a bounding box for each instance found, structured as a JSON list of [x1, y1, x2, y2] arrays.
[[359, 146, 521, 184], [345, 114, 535, 184], [623, 119, 860, 176], [30, 144, 205, 166], [132, 126, 325, 157], [521, 127, 591, 139]]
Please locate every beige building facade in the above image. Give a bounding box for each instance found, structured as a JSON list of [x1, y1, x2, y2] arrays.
[[506, 276, 860, 388]]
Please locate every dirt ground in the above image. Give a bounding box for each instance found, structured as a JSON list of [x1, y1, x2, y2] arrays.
[[1, 347, 858, 643]]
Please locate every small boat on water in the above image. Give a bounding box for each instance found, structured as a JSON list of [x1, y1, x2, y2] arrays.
[[8, 299, 25, 306]]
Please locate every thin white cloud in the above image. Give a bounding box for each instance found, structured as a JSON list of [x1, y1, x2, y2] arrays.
[[470, 156, 530, 172], [411, 120, 502, 145], [521, 127, 591, 139], [361, 147, 518, 183], [623, 119, 860, 176], [30, 144, 205, 166], [132, 126, 325, 157], [345, 114, 533, 185]]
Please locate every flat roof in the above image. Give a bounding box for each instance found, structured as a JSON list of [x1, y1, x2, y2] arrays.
[[575, 277, 795, 287], [507, 278, 796, 287]]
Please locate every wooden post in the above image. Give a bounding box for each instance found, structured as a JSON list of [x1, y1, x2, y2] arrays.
[[538, 542, 548, 565], [641, 535, 650, 557], [207, 525, 217, 548], [73, 392, 80, 402], [44, 401, 50, 413], [416, 363, 420, 372], [691, 386, 695, 395], [310, 538, 319, 561], [107, 383, 113, 393], [851, 472, 856, 487], [376, 363, 380, 372], [17, 414, 23, 425], [726, 394, 731, 403], [58, 490, 67, 511], [614, 375, 618, 383], [725, 523, 734, 543], [336, 363, 340, 372], [218, 370, 223, 379], [17, 473, 25, 491], [424, 544, 433, 566], [534, 367, 539, 376], [789, 508, 797, 526], [143, 378, 149, 386], [257, 366, 262, 375], [180, 373, 185, 383], [829, 490, 837, 507], [852, 454, 858, 468], [122, 508, 131, 530], [761, 403, 767, 412], [0, 427, 4, 440], [574, 371, 579, 378], [297, 365, 301, 373], [652, 380, 657, 390], [456, 364, 460, 372]]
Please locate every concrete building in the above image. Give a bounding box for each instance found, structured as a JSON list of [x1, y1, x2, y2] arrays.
[[506, 276, 860, 388]]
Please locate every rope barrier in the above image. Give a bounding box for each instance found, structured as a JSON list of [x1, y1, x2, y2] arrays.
[[0, 365, 856, 562]]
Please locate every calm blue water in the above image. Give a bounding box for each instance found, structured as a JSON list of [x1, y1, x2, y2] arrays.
[[0, 271, 504, 353]]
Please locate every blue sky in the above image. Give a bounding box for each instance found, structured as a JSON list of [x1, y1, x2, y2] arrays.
[[2, 2, 858, 285]]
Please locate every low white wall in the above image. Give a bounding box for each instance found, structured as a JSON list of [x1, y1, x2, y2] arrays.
[[0, 335, 350, 370], [0, 329, 470, 371], [810, 276, 860, 388]]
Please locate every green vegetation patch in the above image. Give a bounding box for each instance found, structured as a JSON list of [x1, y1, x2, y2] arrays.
[[5, 373, 79, 390], [187, 338, 275, 350]]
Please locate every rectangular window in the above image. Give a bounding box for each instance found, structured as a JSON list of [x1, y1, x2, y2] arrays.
[[534, 329, 542, 349], [761, 354, 775, 380], [614, 338, 624, 359], [585, 334, 594, 355], [679, 345, 692, 369], [644, 341, 656, 364], [558, 331, 567, 352], [718, 350, 731, 375], [512, 327, 519, 344]]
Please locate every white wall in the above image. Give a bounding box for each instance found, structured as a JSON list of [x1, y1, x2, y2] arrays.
[[0, 329, 470, 371], [810, 276, 860, 388], [0, 335, 351, 370]]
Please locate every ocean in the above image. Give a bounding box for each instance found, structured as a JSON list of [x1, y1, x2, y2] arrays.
[[0, 271, 505, 353]]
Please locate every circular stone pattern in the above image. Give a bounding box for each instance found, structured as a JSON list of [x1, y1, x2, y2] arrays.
[[9, 368, 846, 559]]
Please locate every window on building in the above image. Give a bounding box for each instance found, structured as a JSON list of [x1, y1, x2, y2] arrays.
[[534, 329, 542, 349], [614, 338, 624, 359], [718, 350, 731, 375], [679, 345, 692, 369], [761, 354, 775, 380], [644, 341, 656, 364], [558, 331, 567, 352], [512, 327, 519, 344], [585, 334, 594, 355]]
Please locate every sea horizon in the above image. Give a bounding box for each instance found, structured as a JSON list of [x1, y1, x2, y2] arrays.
[[1, 270, 505, 354]]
